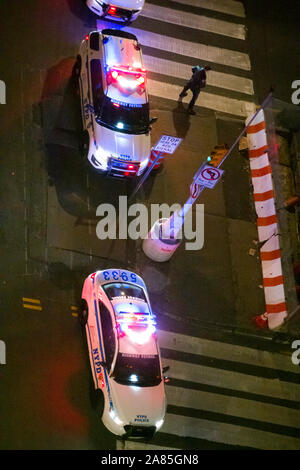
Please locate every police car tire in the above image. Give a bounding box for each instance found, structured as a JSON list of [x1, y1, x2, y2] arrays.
[[73, 55, 82, 78], [79, 299, 88, 326], [79, 131, 89, 158]]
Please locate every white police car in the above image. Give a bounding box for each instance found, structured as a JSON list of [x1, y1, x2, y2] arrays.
[[76, 29, 156, 177], [80, 269, 167, 439], [86, 1, 145, 23]]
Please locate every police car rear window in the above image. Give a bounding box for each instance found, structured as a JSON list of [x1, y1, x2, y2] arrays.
[[102, 29, 138, 42], [103, 283, 146, 301]]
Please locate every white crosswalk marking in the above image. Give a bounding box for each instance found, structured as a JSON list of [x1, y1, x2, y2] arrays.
[[147, 79, 256, 117], [97, 22, 251, 71], [161, 414, 300, 450], [164, 358, 300, 402], [141, 3, 246, 39], [143, 55, 254, 95], [166, 386, 300, 429], [158, 329, 298, 373], [117, 440, 180, 450], [120, 330, 300, 450], [169, 0, 246, 18], [97, 0, 255, 118]]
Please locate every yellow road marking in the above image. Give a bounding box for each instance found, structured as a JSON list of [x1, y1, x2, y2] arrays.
[[23, 304, 42, 311], [71, 306, 78, 311], [22, 297, 41, 304], [72, 312, 78, 318]]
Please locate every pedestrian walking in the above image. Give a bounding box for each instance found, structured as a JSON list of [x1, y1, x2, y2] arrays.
[[179, 65, 211, 115]]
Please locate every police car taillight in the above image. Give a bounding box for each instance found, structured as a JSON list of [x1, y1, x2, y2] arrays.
[[108, 66, 146, 92], [108, 6, 117, 15]]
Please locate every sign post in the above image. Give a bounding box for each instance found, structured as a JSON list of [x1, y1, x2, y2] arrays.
[[129, 135, 182, 202], [143, 90, 274, 262]]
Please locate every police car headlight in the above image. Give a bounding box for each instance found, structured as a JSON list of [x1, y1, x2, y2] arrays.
[[109, 409, 123, 426], [155, 419, 164, 430], [95, 147, 110, 161]]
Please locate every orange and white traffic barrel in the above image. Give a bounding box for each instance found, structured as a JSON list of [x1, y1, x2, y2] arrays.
[[246, 109, 287, 330], [147, 149, 166, 169]]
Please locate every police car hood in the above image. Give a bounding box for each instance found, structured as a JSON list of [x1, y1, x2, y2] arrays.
[[115, 0, 145, 9], [109, 379, 166, 426], [95, 124, 150, 162]]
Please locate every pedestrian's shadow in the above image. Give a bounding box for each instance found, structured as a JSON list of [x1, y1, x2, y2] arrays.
[[172, 101, 191, 139]]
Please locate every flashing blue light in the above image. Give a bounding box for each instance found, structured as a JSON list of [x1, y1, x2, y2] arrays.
[[207, 156, 212, 162]]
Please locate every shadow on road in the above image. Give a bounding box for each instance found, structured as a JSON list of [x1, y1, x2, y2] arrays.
[[40, 58, 131, 222], [66, 0, 97, 27], [172, 101, 191, 139]]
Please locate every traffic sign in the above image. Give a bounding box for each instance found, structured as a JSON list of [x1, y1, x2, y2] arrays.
[[190, 182, 201, 200], [153, 135, 182, 154], [194, 164, 224, 189]]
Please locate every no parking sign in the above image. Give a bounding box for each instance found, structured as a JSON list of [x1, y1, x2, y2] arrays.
[[194, 164, 224, 189]]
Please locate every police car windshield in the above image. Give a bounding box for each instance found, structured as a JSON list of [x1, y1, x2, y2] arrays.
[[113, 353, 161, 387], [103, 282, 146, 301], [95, 96, 150, 135]]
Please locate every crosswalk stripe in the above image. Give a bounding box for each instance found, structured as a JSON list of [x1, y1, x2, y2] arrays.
[[160, 414, 300, 450], [168, 0, 246, 18], [163, 358, 300, 402], [143, 54, 254, 95], [141, 3, 246, 40], [97, 22, 251, 71], [158, 330, 299, 374], [148, 78, 256, 117], [166, 385, 300, 429], [117, 440, 179, 450]]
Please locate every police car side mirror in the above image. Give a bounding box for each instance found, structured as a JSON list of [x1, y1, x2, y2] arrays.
[[149, 117, 158, 125]]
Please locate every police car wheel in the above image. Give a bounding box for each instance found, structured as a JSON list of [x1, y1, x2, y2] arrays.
[[79, 300, 88, 326], [73, 55, 81, 78], [79, 131, 89, 158]]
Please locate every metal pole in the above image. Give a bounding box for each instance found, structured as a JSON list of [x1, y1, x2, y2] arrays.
[[216, 89, 273, 169], [129, 151, 162, 202], [162, 90, 273, 240]]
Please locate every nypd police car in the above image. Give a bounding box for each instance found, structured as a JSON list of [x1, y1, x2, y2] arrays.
[[86, 0, 145, 23], [80, 269, 167, 439], [76, 29, 156, 177]]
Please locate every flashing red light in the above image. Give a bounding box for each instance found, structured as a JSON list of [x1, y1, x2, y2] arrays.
[[124, 172, 130, 176], [108, 6, 117, 15], [128, 164, 135, 170], [109, 66, 146, 91], [113, 102, 120, 107], [85, 34, 89, 41]]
